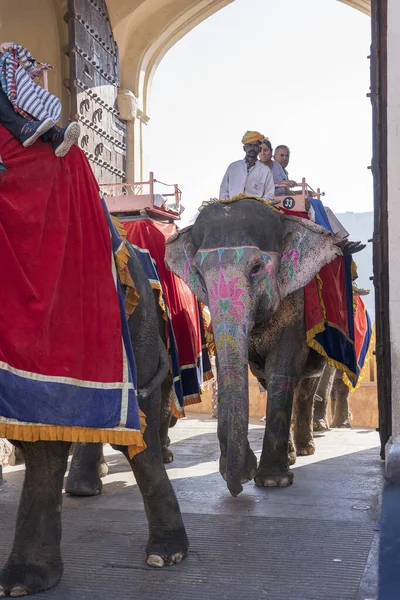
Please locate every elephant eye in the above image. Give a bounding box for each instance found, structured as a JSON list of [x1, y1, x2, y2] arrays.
[[249, 263, 263, 277]]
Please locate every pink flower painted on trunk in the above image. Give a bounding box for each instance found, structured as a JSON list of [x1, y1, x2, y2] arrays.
[[209, 269, 246, 321]]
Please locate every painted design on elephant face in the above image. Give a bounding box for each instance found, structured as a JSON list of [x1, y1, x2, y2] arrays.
[[258, 252, 277, 300], [209, 269, 245, 321], [279, 232, 305, 288], [199, 248, 250, 372]]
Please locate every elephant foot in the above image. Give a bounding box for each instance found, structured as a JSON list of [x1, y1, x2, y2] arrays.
[[0, 563, 63, 597], [313, 418, 330, 432], [254, 464, 294, 488], [331, 418, 352, 429], [65, 470, 103, 496], [296, 441, 316, 456], [146, 527, 188, 568], [162, 447, 174, 464], [98, 457, 109, 478], [219, 446, 258, 484]]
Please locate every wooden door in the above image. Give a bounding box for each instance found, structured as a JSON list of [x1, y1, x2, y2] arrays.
[[370, 0, 390, 458], [67, 0, 126, 184]]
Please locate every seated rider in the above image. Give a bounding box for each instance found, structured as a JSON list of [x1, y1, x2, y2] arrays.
[[273, 141, 365, 254], [219, 131, 276, 202], [0, 41, 80, 173], [258, 138, 297, 195]]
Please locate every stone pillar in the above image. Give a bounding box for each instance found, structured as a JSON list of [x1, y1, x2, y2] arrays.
[[385, 0, 400, 481], [117, 89, 150, 183], [137, 110, 150, 185], [117, 89, 139, 182]]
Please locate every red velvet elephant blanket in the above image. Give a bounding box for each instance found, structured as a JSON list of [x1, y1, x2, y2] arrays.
[[0, 125, 145, 455]]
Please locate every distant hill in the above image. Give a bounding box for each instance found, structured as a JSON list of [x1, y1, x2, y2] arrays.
[[336, 211, 374, 320]]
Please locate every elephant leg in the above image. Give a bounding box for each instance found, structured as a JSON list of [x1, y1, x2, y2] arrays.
[[294, 376, 321, 455], [159, 374, 174, 464], [255, 317, 308, 488], [313, 364, 336, 432], [330, 373, 352, 428], [288, 429, 297, 465], [65, 442, 105, 496], [115, 389, 188, 568], [0, 441, 70, 597]]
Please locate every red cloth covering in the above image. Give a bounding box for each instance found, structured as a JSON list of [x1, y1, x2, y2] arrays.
[[280, 206, 356, 381], [0, 126, 123, 381], [123, 219, 202, 398], [353, 295, 371, 368], [305, 257, 350, 340], [354, 296, 367, 362]]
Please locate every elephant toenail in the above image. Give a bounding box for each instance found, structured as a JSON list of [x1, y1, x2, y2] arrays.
[[0, 586, 5, 597], [171, 553, 184, 564], [10, 587, 28, 597], [147, 554, 165, 568]]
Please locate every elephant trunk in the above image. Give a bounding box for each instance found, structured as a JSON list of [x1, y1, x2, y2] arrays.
[[212, 311, 250, 498]]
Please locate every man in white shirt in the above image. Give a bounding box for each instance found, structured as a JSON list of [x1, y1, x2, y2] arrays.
[[219, 131, 275, 201], [274, 142, 355, 243]]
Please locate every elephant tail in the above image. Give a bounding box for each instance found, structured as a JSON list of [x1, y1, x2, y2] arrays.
[[137, 337, 169, 399]]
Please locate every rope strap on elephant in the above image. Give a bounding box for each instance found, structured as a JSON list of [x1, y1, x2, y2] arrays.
[[0, 125, 145, 458]]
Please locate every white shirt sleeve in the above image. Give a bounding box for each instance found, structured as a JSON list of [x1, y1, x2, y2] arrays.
[[219, 166, 230, 199], [262, 167, 276, 201]]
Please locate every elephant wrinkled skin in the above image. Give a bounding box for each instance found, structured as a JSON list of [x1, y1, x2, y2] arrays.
[[165, 198, 340, 496]]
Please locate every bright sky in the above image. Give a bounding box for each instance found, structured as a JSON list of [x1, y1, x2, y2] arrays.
[[146, 0, 372, 225]]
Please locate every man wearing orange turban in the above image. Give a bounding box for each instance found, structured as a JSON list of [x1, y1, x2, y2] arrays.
[[219, 131, 275, 201], [241, 131, 264, 145]]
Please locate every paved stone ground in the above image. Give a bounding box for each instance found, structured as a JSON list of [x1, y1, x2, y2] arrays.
[[0, 416, 382, 599]]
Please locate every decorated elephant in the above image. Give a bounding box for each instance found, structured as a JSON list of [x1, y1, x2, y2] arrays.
[[165, 196, 342, 496], [0, 243, 189, 597], [0, 120, 190, 596]]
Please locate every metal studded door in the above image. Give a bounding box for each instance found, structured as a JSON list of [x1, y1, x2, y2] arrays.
[[67, 0, 126, 184]]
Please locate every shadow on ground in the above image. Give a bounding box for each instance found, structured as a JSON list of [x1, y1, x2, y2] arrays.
[[0, 417, 382, 600]]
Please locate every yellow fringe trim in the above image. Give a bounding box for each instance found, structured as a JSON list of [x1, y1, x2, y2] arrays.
[[184, 395, 202, 406], [111, 216, 140, 318], [0, 410, 147, 459], [171, 402, 185, 419], [203, 370, 214, 383]]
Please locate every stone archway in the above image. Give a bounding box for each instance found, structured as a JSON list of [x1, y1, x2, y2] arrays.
[[106, 0, 370, 179], [0, 0, 371, 178], [108, 0, 370, 123]]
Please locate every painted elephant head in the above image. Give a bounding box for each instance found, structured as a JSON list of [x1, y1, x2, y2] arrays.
[[165, 198, 340, 496]]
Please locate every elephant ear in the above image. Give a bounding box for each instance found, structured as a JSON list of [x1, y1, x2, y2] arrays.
[[165, 226, 207, 302], [278, 216, 341, 299]]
